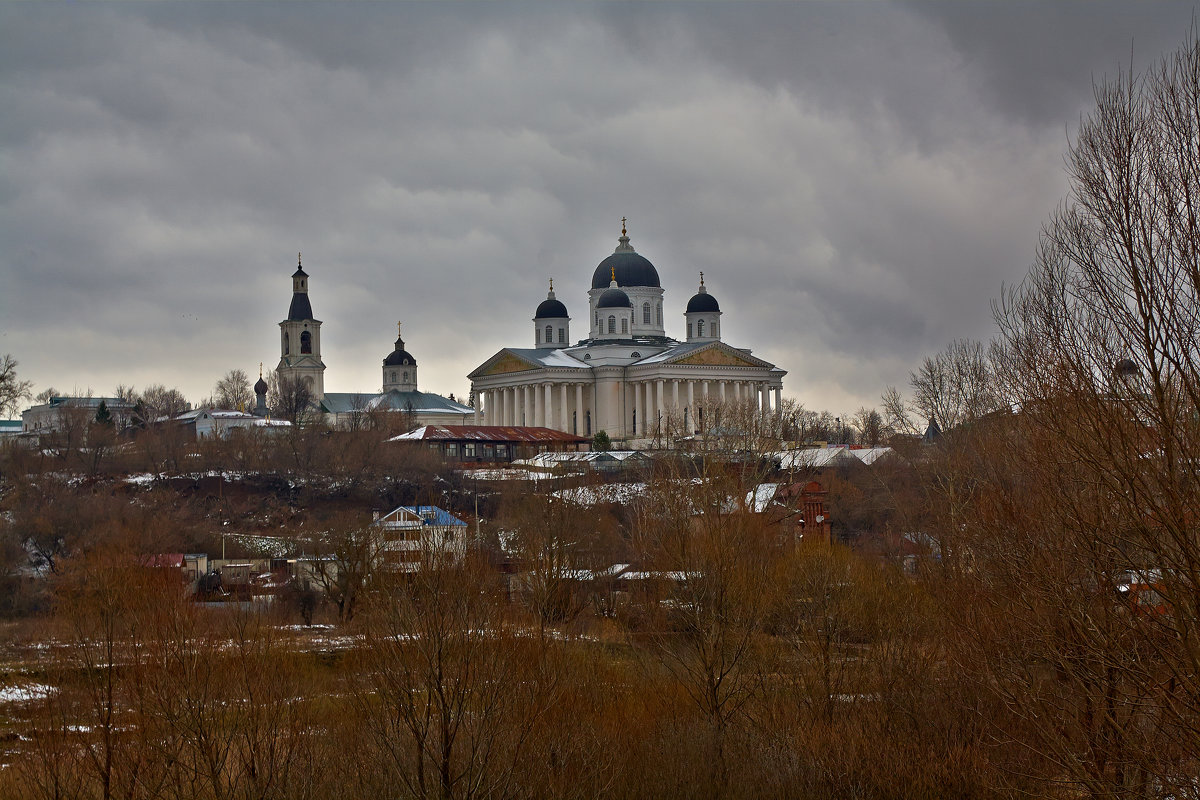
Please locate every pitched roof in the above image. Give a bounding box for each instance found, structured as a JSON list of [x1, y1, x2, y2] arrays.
[[390, 425, 589, 444], [322, 390, 473, 415]]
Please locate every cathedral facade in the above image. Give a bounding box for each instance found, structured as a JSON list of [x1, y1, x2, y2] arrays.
[[468, 225, 786, 444]]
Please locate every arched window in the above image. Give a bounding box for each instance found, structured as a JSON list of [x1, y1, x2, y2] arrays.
[[545, 325, 553, 344], [390, 371, 397, 383], [558, 328, 565, 343], [687, 322, 693, 338], [608, 316, 616, 334], [621, 317, 628, 334], [643, 302, 651, 325], [402, 371, 408, 382], [284, 332, 290, 355], [300, 330, 312, 354], [657, 303, 662, 325], [698, 319, 705, 337]]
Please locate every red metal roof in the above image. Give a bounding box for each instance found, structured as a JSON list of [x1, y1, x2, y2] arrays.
[[394, 425, 589, 444]]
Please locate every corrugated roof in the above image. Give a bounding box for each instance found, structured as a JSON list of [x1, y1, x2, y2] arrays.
[[390, 425, 589, 444]]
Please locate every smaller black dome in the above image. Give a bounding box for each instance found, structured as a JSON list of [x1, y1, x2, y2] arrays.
[[596, 287, 632, 309], [383, 337, 417, 367], [254, 376, 268, 394], [687, 292, 720, 313], [536, 298, 568, 319]]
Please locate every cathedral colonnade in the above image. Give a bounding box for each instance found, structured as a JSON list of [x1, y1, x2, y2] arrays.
[[475, 382, 596, 436], [474, 377, 784, 439]]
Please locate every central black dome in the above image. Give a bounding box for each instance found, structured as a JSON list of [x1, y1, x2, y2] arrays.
[[592, 251, 660, 290]]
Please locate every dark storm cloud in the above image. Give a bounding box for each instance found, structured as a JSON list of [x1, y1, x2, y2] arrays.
[[0, 2, 1193, 414]]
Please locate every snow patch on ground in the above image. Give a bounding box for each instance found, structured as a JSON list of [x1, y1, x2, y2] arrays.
[[0, 683, 56, 704]]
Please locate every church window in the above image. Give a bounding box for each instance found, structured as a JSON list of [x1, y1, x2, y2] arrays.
[[608, 316, 616, 334], [535, 328, 541, 344], [284, 332, 290, 355], [632, 409, 637, 435], [643, 303, 651, 325], [545, 325, 553, 344], [621, 318, 628, 334], [687, 322, 693, 338], [300, 330, 312, 354], [558, 328, 565, 343], [390, 371, 397, 383], [657, 303, 662, 325], [698, 319, 705, 337], [713, 320, 718, 337], [403, 371, 409, 382]]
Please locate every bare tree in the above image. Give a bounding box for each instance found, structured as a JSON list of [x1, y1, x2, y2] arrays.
[[212, 368, 253, 411], [958, 31, 1200, 796], [851, 406, 886, 447], [134, 384, 190, 425], [0, 354, 33, 417], [909, 338, 998, 431]]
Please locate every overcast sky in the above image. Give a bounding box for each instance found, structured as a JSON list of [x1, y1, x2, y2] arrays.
[[1, 2, 1192, 415]]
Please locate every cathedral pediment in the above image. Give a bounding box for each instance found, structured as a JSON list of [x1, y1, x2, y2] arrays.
[[470, 350, 540, 378], [667, 343, 773, 368]]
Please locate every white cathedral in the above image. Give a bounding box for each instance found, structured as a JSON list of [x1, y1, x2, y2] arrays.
[[274, 256, 475, 426], [468, 224, 786, 444]]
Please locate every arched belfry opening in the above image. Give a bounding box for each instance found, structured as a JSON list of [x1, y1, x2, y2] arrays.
[[300, 330, 312, 354]]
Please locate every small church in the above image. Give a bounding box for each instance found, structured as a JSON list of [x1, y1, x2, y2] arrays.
[[273, 255, 474, 427]]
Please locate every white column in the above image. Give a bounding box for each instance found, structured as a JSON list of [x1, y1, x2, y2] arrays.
[[762, 382, 771, 415], [473, 385, 480, 424], [774, 387, 782, 414], [500, 388, 508, 426], [638, 382, 646, 437], [575, 384, 584, 436], [719, 380, 726, 403], [523, 385, 531, 426], [560, 383, 568, 432], [686, 380, 695, 431], [656, 379, 665, 431], [533, 384, 541, 427], [672, 380, 680, 410], [544, 383, 553, 430]]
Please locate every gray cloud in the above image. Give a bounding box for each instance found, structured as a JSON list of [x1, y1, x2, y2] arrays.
[[0, 2, 1193, 416]]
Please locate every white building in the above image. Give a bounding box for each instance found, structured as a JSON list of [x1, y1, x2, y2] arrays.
[[373, 505, 469, 571], [468, 224, 786, 445]]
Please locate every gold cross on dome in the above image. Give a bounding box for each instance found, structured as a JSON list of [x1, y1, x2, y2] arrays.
[[397, 321, 402, 337], [621, 216, 627, 236]]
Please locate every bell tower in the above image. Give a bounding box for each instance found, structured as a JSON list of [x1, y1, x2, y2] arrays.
[[276, 253, 326, 401]]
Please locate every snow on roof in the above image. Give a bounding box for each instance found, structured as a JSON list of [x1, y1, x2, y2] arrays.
[[632, 341, 708, 365], [849, 447, 896, 465], [390, 425, 589, 444], [746, 483, 781, 513], [776, 448, 856, 469], [552, 483, 648, 506]]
